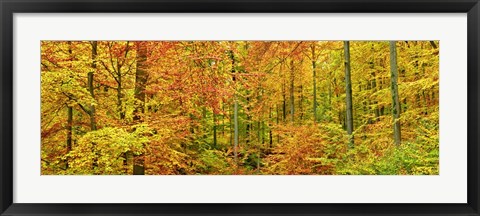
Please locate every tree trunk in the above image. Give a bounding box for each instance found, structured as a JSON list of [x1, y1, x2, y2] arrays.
[[269, 106, 273, 148], [133, 41, 148, 175], [66, 106, 73, 167], [229, 104, 233, 146], [312, 45, 317, 123], [389, 41, 402, 146], [344, 41, 354, 148], [234, 99, 239, 164], [134, 42, 147, 121], [246, 97, 251, 146], [276, 104, 280, 144], [281, 63, 287, 122], [290, 60, 295, 123], [222, 103, 226, 137], [370, 43, 380, 121], [230, 49, 239, 166], [89, 41, 97, 131], [117, 76, 124, 120], [213, 112, 217, 148], [66, 42, 73, 168], [299, 84, 304, 121]]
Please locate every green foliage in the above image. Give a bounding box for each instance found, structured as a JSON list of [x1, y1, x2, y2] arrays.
[[336, 115, 439, 175], [65, 126, 146, 175], [195, 149, 234, 174]]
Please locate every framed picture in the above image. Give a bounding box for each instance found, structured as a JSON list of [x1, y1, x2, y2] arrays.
[[1, 0, 479, 215]]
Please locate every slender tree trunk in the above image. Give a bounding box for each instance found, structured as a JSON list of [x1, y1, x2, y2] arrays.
[[372, 71, 380, 120], [344, 41, 354, 148], [282, 94, 286, 121], [234, 97, 239, 165], [413, 46, 423, 112], [229, 104, 233, 146], [389, 41, 402, 146], [246, 97, 251, 146], [328, 75, 332, 111], [66, 107, 73, 158], [89, 41, 97, 131], [134, 42, 147, 119], [276, 104, 280, 144], [213, 112, 217, 148], [257, 121, 261, 144], [371, 71, 380, 120], [117, 75, 124, 120], [133, 41, 148, 175], [230, 49, 239, 166], [299, 84, 304, 121], [222, 103, 226, 137], [370, 43, 380, 122], [133, 41, 147, 121], [66, 42, 73, 168], [89, 42, 99, 170], [312, 45, 317, 123], [260, 89, 265, 145], [202, 106, 207, 139], [269, 106, 273, 148], [261, 122, 265, 145], [281, 63, 287, 122], [290, 60, 295, 123]]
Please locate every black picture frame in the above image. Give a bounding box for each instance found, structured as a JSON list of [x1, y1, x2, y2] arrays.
[[1, 0, 479, 215]]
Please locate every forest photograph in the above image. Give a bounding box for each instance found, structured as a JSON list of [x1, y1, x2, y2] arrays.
[[41, 41, 439, 175]]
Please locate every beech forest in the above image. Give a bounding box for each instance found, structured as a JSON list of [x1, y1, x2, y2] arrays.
[[41, 41, 439, 175]]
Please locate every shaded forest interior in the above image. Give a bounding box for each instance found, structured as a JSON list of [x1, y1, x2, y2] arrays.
[[41, 41, 439, 175]]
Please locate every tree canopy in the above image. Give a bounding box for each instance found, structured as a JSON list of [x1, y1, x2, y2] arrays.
[[41, 41, 439, 175]]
